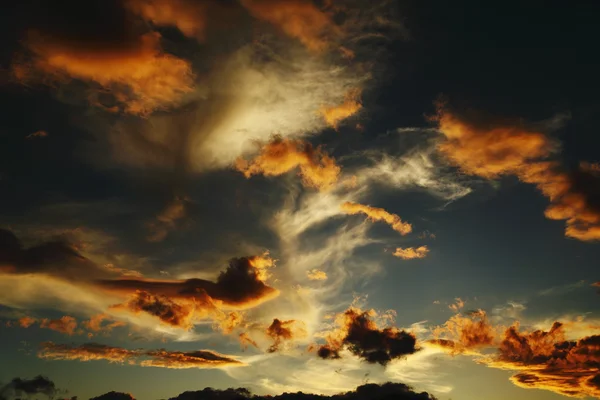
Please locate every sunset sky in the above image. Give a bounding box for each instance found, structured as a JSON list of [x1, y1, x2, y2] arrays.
[[1, 1, 599, 400]]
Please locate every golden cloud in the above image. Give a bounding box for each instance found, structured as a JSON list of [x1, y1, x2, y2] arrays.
[[240, 0, 338, 52], [485, 323, 600, 398], [266, 318, 307, 353], [97, 253, 279, 310], [392, 246, 429, 260], [430, 310, 496, 354], [319, 88, 362, 129], [39, 316, 78, 336], [448, 297, 465, 313], [126, 0, 207, 40], [341, 202, 412, 235], [306, 269, 328, 281], [235, 138, 341, 190], [435, 104, 600, 241], [38, 342, 243, 369], [13, 31, 194, 116]]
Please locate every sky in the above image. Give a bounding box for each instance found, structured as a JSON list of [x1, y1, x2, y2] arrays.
[[0, 1, 599, 400]]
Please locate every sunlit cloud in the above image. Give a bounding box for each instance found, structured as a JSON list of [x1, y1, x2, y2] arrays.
[[38, 342, 243, 369], [434, 103, 600, 241], [235, 138, 341, 191], [13, 32, 194, 116], [319, 88, 362, 129], [306, 269, 328, 281], [392, 246, 429, 260], [341, 202, 412, 235]]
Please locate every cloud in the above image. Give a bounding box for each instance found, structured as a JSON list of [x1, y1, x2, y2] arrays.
[[341, 202, 412, 235], [0, 376, 56, 400], [39, 316, 78, 335], [13, 30, 194, 116], [235, 138, 341, 191], [429, 310, 497, 354], [240, 0, 339, 52], [125, 0, 207, 40], [317, 307, 419, 366], [0, 228, 112, 281], [392, 246, 429, 260], [306, 269, 328, 281], [447, 298, 465, 313], [239, 332, 259, 350], [110, 291, 195, 330], [146, 196, 188, 242], [38, 342, 243, 369], [98, 254, 279, 309], [485, 322, 600, 398], [82, 314, 125, 335], [355, 145, 472, 202], [18, 316, 36, 328], [434, 104, 600, 241], [26, 130, 48, 139], [267, 318, 307, 353], [319, 88, 362, 129]]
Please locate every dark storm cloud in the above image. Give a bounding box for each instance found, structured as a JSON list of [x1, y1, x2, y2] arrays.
[[0, 228, 109, 280], [98, 254, 279, 308], [165, 382, 436, 400], [0, 376, 56, 400], [317, 308, 419, 366]]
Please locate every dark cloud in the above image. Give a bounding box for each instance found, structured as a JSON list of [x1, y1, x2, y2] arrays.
[[0, 228, 108, 280], [0, 376, 56, 400], [98, 254, 279, 309], [317, 308, 419, 366], [111, 290, 195, 330], [266, 318, 306, 353], [484, 322, 600, 398]]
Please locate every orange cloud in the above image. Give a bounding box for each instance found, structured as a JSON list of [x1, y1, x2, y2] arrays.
[[26, 130, 48, 139], [82, 314, 125, 336], [239, 332, 258, 350], [235, 138, 341, 190], [319, 88, 362, 129], [111, 291, 196, 330], [306, 268, 328, 281], [39, 316, 78, 336], [240, 0, 338, 52], [140, 349, 243, 369], [341, 202, 412, 235], [126, 0, 207, 40], [18, 316, 37, 328], [486, 323, 600, 398], [430, 310, 497, 354], [13, 31, 194, 116], [317, 307, 419, 365], [435, 104, 600, 241], [266, 318, 307, 353], [392, 246, 429, 260], [448, 298, 465, 313], [38, 342, 242, 369], [99, 254, 279, 312], [146, 196, 188, 242]]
